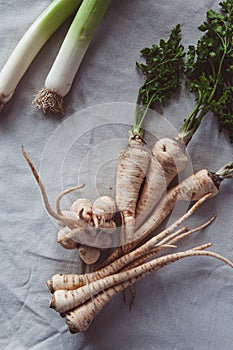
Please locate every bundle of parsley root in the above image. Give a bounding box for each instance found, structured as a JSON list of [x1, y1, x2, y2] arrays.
[[23, 0, 233, 333]]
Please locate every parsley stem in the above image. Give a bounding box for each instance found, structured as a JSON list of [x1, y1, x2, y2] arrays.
[[180, 41, 227, 145], [207, 51, 226, 104], [133, 24, 184, 139], [133, 93, 156, 137]]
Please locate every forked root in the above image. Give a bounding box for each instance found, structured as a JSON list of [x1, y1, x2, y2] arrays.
[[158, 214, 217, 247], [33, 88, 64, 114]]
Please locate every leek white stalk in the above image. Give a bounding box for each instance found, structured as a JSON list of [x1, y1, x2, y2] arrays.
[[0, 0, 82, 111], [34, 0, 111, 114]]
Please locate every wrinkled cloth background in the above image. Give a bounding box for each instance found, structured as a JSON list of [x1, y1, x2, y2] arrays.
[[0, 1, 233, 349]]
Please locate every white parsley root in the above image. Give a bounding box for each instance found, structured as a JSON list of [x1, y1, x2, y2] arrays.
[[103, 168, 221, 265], [49, 243, 233, 332], [47, 200, 232, 333], [63, 242, 211, 332], [131, 169, 219, 248], [136, 137, 188, 227], [23, 150, 233, 333], [47, 194, 215, 293], [116, 137, 150, 247], [134, 2, 233, 227], [50, 247, 233, 314]]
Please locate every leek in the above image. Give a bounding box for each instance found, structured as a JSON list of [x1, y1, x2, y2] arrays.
[[34, 0, 111, 114], [0, 0, 82, 111]]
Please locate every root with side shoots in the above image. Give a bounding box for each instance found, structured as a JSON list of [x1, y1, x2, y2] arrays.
[[57, 191, 116, 263], [57, 189, 116, 228], [22, 146, 117, 264], [122, 217, 216, 272]]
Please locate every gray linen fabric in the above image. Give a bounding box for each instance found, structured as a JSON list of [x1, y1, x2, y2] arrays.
[[0, 1, 232, 349]]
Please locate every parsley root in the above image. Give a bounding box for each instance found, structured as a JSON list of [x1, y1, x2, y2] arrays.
[[135, 1, 233, 225], [132, 169, 219, 247], [47, 194, 215, 292], [47, 188, 233, 333], [117, 26, 185, 238], [50, 247, 233, 315], [136, 137, 188, 227], [104, 162, 233, 265], [63, 245, 212, 330], [133, 24, 187, 226], [116, 136, 150, 246], [64, 242, 231, 333]]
